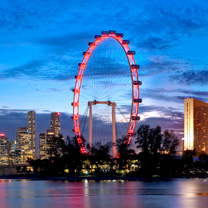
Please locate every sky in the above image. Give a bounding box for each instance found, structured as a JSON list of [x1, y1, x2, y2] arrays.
[[0, 0, 208, 147]]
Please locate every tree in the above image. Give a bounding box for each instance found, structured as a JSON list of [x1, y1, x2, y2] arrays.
[[135, 125, 180, 177], [161, 130, 179, 154], [86, 142, 112, 176], [135, 125, 162, 155]]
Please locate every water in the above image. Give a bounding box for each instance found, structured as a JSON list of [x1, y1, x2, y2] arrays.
[[0, 179, 208, 208]]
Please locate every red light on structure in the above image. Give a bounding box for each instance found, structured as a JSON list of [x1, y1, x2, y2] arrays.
[[57, 112, 60, 116], [0, 133, 5, 137]]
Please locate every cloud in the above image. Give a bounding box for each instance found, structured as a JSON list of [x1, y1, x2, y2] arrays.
[[35, 87, 69, 92], [0, 57, 76, 81], [170, 69, 208, 85], [0, 103, 184, 139], [140, 88, 184, 103], [0, 41, 132, 84], [132, 1, 208, 51], [140, 55, 189, 77], [138, 116, 183, 138], [1, 0, 208, 150], [35, 33, 92, 51], [140, 88, 208, 103], [0, 108, 74, 140], [137, 37, 172, 51], [179, 89, 208, 97]]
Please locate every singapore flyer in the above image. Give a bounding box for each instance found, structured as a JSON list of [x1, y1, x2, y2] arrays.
[[71, 30, 142, 157]]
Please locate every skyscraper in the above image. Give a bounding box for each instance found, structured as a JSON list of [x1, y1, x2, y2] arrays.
[[16, 127, 31, 163], [184, 98, 208, 154], [0, 134, 10, 165], [50, 112, 61, 136], [16, 110, 36, 163], [16, 127, 29, 150], [39, 129, 55, 159], [27, 111, 36, 158], [39, 133, 46, 159], [39, 112, 61, 159]]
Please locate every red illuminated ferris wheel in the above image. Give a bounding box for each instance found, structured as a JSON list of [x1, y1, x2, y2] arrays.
[[71, 30, 142, 156]]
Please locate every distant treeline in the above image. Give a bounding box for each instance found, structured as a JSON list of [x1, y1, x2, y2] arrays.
[[25, 125, 208, 178]]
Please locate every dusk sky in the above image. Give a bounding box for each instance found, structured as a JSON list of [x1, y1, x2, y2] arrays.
[[0, 0, 208, 146]]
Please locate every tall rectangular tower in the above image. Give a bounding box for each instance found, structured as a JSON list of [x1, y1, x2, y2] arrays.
[[28, 111, 36, 158], [16, 126, 31, 163], [50, 112, 61, 137], [184, 98, 208, 154], [39, 133, 46, 159], [0, 134, 10, 165]]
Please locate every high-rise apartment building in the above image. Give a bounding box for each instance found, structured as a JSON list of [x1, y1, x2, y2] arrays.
[[0, 134, 10, 165], [28, 111, 36, 158], [184, 98, 208, 154], [50, 112, 61, 136]]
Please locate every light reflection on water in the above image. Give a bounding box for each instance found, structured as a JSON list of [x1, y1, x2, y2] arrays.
[[0, 179, 208, 208]]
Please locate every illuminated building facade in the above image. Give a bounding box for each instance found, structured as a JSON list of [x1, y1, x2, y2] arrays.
[[9, 150, 22, 165], [0, 134, 10, 165], [39, 112, 61, 159], [50, 112, 61, 136], [16, 111, 36, 163], [184, 98, 208, 154], [45, 129, 56, 157], [39, 133, 46, 159], [28, 111, 36, 158], [39, 129, 56, 159], [8, 140, 22, 165], [16, 127, 29, 150], [16, 127, 32, 163]]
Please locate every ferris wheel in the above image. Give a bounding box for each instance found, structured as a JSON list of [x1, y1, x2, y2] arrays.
[[71, 30, 142, 157]]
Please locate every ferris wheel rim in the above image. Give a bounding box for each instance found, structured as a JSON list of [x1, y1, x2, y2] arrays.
[[71, 30, 141, 155]]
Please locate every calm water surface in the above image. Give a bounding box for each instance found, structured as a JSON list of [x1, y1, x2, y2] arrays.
[[0, 179, 208, 208]]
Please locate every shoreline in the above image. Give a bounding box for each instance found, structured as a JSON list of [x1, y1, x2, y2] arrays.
[[0, 175, 207, 181]]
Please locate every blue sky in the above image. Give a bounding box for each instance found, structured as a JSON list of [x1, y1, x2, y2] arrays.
[[0, 0, 208, 146]]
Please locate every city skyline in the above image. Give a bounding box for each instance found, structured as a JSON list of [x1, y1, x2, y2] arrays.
[[1, 0, 208, 142]]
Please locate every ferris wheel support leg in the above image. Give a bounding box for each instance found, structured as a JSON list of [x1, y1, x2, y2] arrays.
[[89, 103, 93, 153], [112, 103, 117, 158]]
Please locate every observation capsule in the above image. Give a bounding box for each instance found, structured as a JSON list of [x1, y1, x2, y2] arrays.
[[101, 31, 108, 35], [95, 35, 101, 39], [127, 51, 136, 55], [108, 30, 116, 34], [133, 98, 142, 103], [127, 132, 136, 137], [122, 40, 130, 44], [131, 116, 140, 120], [88, 42, 93, 46], [116, 33, 124, 37], [133, 81, 142, 85], [131, 64, 140, 69]]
